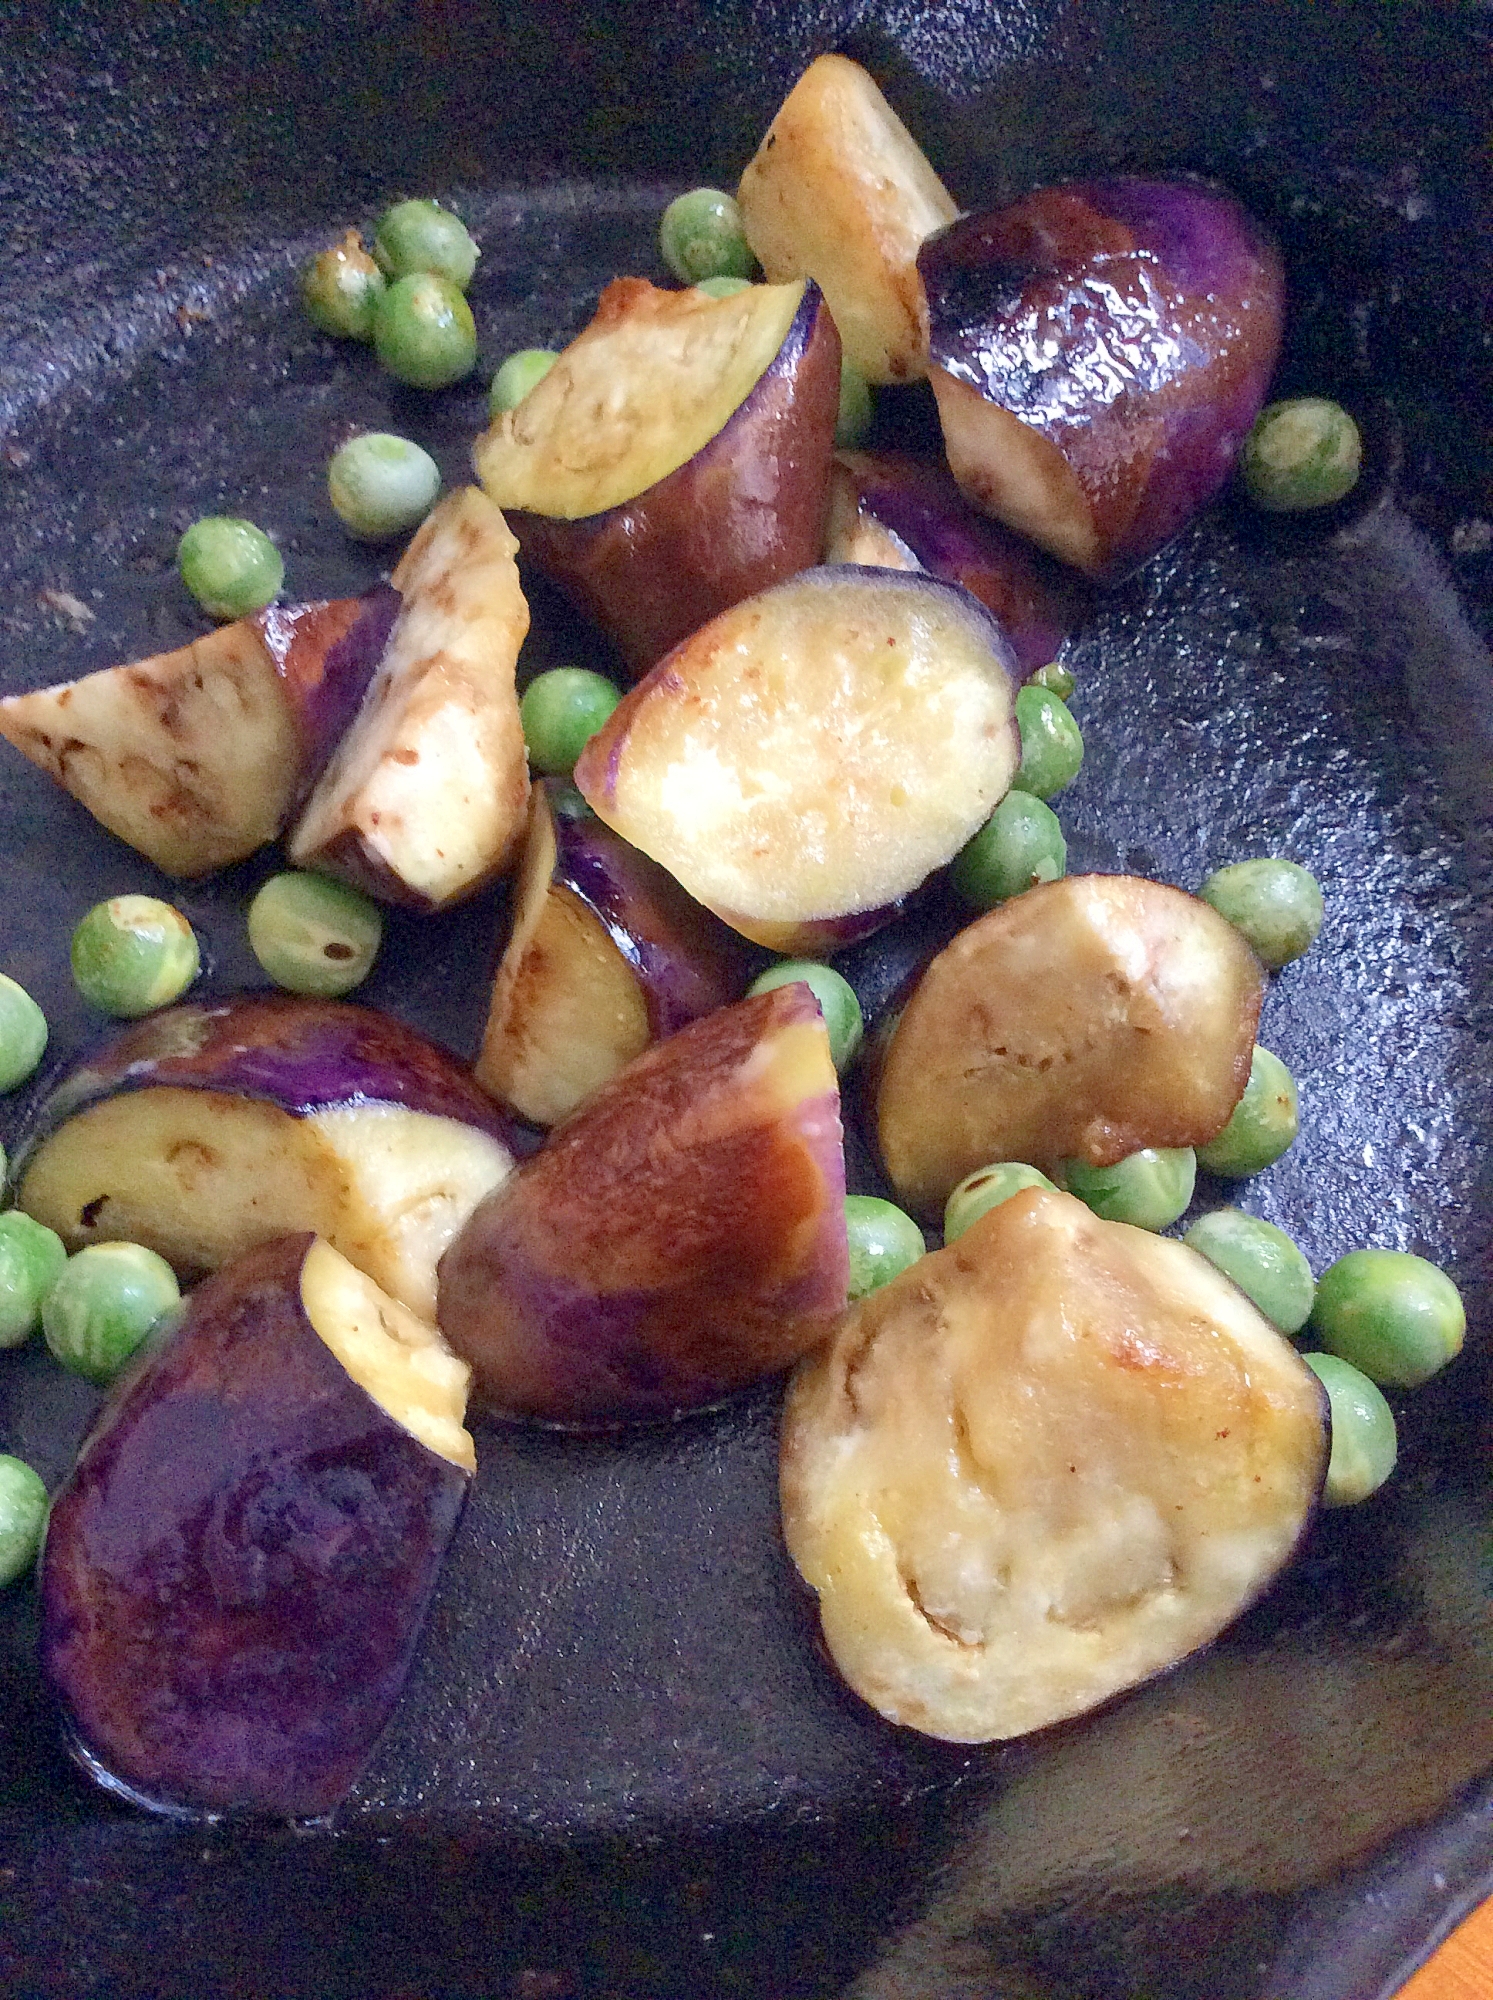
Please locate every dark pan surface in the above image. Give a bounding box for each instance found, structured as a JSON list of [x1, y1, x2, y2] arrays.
[[1, 2, 1491, 1994]]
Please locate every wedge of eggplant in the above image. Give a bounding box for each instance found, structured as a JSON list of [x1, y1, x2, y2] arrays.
[[475, 276, 841, 677], [41, 1233, 474, 1820], [11, 995, 519, 1323], [475, 781, 751, 1125], [781, 1186, 1329, 1741]]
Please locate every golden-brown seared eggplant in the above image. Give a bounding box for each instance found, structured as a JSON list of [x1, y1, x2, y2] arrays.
[[475, 781, 751, 1126], [875, 874, 1265, 1217], [439, 985, 848, 1426], [0, 588, 398, 877], [475, 276, 840, 677], [574, 566, 1021, 954], [781, 1187, 1329, 1741], [12, 995, 519, 1323], [41, 1233, 474, 1820]]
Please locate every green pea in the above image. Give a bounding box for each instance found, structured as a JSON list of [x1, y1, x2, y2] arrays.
[[1011, 684, 1084, 799], [1028, 662, 1076, 703], [177, 516, 284, 621], [694, 276, 753, 299], [489, 347, 560, 416], [0, 1456, 48, 1588], [835, 360, 875, 448], [372, 272, 477, 390], [1242, 397, 1362, 513], [659, 188, 754, 286], [301, 229, 386, 341], [1302, 1353, 1397, 1506], [521, 668, 623, 777], [0, 1212, 68, 1348], [747, 960, 863, 1073], [1196, 1045, 1299, 1177], [1309, 1248, 1465, 1388], [944, 1162, 1056, 1243], [1183, 1208, 1315, 1333], [43, 1242, 181, 1386], [248, 872, 383, 998], [0, 974, 47, 1091], [372, 198, 479, 289], [844, 1195, 925, 1301], [1061, 1148, 1197, 1232], [327, 432, 442, 541], [952, 792, 1067, 911], [71, 896, 200, 1018], [1199, 858, 1325, 970]]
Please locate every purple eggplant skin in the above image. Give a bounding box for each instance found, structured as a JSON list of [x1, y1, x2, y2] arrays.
[[548, 785, 754, 1037], [831, 451, 1083, 676], [511, 283, 842, 680], [39, 1233, 470, 1821], [8, 995, 522, 1191], [918, 177, 1285, 580], [251, 585, 400, 802]]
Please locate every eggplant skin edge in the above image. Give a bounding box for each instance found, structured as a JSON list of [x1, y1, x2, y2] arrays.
[[38, 1234, 471, 1823]]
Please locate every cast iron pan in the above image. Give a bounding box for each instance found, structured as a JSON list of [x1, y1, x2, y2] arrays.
[[1, 2, 1491, 1994]]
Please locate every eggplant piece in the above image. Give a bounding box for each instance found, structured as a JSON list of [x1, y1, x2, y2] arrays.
[[875, 875, 1265, 1219], [919, 178, 1285, 579], [781, 1185, 1329, 1741], [573, 566, 1021, 954], [289, 488, 530, 910], [736, 54, 959, 384], [825, 452, 1082, 676], [475, 277, 840, 678], [438, 985, 848, 1426], [41, 1233, 473, 1820], [0, 588, 396, 877], [12, 995, 518, 1323], [475, 780, 751, 1125]]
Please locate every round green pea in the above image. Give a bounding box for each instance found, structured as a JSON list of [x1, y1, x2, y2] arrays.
[[0, 1456, 48, 1588], [747, 960, 863, 1073], [1011, 684, 1084, 799], [1029, 661, 1076, 702], [301, 230, 386, 341], [489, 347, 559, 415], [658, 188, 754, 286], [944, 1162, 1056, 1243], [1183, 1207, 1315, 1333], [0, 1213, 68, 1348], [521, 668, 623, 777], [1061, 1147, 1197, 1232], [0, 973, 47, 1091], [327, 432, 442, 541], [844, 1195, 925, 1301], [1302, 1353, 1397, 1506], [71, 896, 200, 1018], [1242, 397, 1362, 513], [952, 792, 1067, 910], [372, 198, 479, 289], [1196, 1045, 1299, 1177], [694, 276, 753, 300], [1199, 858, 1325, 970], [177, 516, 283, 621], [835, 361, 875, 448], [1309, 1248, 1465, 1388], [43, 1242, 181, 1386], [247, 872, 383, 998], [372, 272, 477, 390]]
